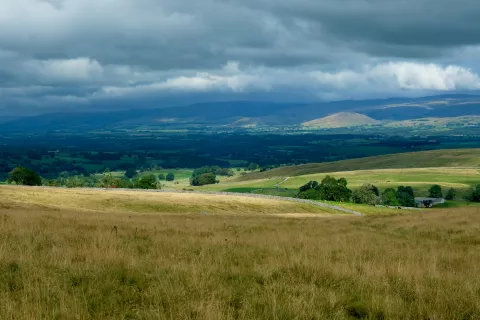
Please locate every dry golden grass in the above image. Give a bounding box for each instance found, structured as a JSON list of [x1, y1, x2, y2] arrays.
[[1, 186, 480, 319], [0, 186, 333, 215]]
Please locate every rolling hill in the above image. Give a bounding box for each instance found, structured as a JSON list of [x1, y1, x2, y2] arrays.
[[302, 112, 380, 128], [386, 116, 480, 128], [238, 149, 480, 180]]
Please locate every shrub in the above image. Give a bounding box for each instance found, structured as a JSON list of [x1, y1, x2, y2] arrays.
[[166, 173, 175, 181]]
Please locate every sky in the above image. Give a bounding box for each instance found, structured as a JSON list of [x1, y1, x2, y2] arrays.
[[1, 0, 480, 116]]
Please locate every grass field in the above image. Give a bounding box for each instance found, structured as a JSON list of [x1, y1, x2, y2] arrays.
[[0, 186, 332, 216], [281, 167, 480, 198], [239, 149, 480, 181], [1, 186, 480, 319], [186, 167, 479, 201]]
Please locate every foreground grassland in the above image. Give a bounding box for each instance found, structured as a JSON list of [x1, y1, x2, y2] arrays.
[[1, 188, 480, 319]]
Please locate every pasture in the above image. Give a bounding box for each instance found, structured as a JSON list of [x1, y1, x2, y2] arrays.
[[188, 167, 480, 200], [1, 186, 480, 319], [239, 148, 480, 181]]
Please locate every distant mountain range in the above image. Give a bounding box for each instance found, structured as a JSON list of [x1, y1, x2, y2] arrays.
[[1, 94, 479, 132]]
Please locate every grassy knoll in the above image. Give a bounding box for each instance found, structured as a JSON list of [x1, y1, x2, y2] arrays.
[[238, 148, 480, 181], [1, 188, 480, 319]]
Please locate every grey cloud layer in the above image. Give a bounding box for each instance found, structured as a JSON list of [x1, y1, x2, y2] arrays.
[[1, 0, 480, 114]]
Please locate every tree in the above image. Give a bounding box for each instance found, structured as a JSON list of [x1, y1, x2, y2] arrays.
[[396, 186, 416, 207], [158, 173, 166, 181], [352, 184, 379, 205], [428, 185, 443, 198], [445, 188, 456, 201], [466, 185, 480, 202], [8, 167, 42, 186], [247, 163, 259, 171], [166, 172, 175, 181], [124, 168, 137, 179], [297, 176, 351, 202], [135, 175, 158, 189], [381, 188, 400, 206]]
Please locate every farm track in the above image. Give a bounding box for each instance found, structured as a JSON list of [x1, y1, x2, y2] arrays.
[[20, 185, 364, 216]]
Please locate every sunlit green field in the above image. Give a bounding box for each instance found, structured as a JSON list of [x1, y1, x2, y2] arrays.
[[183, 167, 479, 200], [281, 167, 480, 198]]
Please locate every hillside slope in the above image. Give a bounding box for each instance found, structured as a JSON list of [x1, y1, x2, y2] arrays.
[[302, 112, 380, 128], [387, 116, 480, 127], [0, 186, 333, 215], [238, 149, 480, 180]]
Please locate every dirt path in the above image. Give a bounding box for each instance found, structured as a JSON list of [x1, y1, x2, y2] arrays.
[[274, 176, 290, 187]]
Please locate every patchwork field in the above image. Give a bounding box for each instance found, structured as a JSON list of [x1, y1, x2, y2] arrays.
[[1, 186, 480, 319]]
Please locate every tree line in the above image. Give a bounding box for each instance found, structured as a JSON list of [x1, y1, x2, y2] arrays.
[[5, 166, 480, 204], [296, 176, 470, 207], [5, 167, 177, 190]]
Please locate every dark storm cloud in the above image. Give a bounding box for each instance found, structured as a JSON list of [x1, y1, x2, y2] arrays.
[[256, 0, 480, 50], [1, 0, 480, 115]]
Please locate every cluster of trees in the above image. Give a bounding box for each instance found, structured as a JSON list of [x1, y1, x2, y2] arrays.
[[297, 176, 352, 202], [428, 185, 456, 201], [297, 177, 417, 207], [296, 177, 479, 207], [189, 166, 239, 186], [124, 168, 175, 182], [190, 167, 219, 186]]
